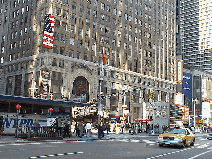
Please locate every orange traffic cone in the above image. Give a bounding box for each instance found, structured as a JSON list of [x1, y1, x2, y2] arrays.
[[0, 128, 3, 134]]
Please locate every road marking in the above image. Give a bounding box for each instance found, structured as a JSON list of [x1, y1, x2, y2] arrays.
[[9, 143, 25, 146], [29, 152, 84, 159], [188, 149, 212, 159], [72, 141, 86, 143], [145, 143, 209, 159]]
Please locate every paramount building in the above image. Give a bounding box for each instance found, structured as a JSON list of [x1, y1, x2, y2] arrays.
[[0, 0, 176, 122]]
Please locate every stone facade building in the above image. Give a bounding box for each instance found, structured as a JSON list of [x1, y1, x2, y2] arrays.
[[0, 0, 176, 121]]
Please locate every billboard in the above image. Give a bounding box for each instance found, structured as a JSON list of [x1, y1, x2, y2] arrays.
[[174, 93, 184, 105], [182, 73, 192, 110]]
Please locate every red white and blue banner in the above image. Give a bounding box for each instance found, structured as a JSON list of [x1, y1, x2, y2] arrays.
[[43, 14, 55, 49]]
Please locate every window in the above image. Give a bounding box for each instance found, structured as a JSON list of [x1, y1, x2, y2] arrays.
[[86, 19, 90, 26], [87, 8, 90, 15], [94, 0, 97, 7], [26, 5, 29, 12], [70, 25, 75, 33], [106, 5, 110, 12], [70, 38, 74, 45], [22, 8, 24, 14], [60, 47, 65, 55], [93, 10, 97, 17], [72, 2, 76, 9], [105, 27, 110, 33], [117, 41, 121, 47], [113, 9, 117, 15], [85, 42, 88, 50], [118, 11, 122, 17], [93, 22, 96, 28], [101, 3, 105, 10], [1, 47, 5, 54], [100, 24, 104, 31], [80, 5, 84, 12], [62, 22, 67, 30], [63, 10, 67, 19], [55, 20, 60, 28], [61, 34, 66, 43]]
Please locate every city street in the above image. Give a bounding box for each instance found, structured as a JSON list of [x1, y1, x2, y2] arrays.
[[0, 133, 211, 159]]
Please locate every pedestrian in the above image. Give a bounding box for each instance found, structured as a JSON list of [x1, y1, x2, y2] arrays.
[[78, 121, 84, 138], [125, 123, 129, 133], [0, 116, 3, 137], [63, 123, 70, 138], [131, 123, 135, 135], [97, 124, 103, 139], [146, 124, 149, 134], [106, 122, 110, 135], [85, 122, 92, 138], [135, 123, 138, 134], [33, 119, 40, 137]]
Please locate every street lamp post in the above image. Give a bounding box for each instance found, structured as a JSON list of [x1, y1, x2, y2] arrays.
[[193, 98, 198, 129], [15, 104, 21, 139]]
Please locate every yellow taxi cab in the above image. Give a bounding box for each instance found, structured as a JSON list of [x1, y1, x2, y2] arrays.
[[207, 129, 212, 140], [158, 128, 195, 148]]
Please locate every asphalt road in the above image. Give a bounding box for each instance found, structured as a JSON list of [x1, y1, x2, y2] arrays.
[[1, 133, 212, 159]]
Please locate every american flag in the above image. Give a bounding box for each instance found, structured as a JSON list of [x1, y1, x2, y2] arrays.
[[43, 14, 55, 49]]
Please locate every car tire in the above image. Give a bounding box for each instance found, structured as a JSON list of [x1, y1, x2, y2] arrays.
[[182, 140, 186, 148], [190, 139, 194, 146], [159, 144, 163, 147]]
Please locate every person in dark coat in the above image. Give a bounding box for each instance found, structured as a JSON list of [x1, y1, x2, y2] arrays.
[[106, 123, 110, 134], [63, 123, 70, 138]]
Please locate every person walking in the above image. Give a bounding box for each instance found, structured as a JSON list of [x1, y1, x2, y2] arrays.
[[131, 123, 135, 135], [106, 122, 110, 135], [63, 123, 70, 138], [0, 116, 3, 137], [85, 122, 92, 138], [135, 123, 138, 134], [75, 122, 79, 136], [33, 119, 40, 137], [78, 121, 84, 138]]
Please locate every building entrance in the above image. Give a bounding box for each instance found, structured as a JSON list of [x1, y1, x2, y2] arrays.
[[72, 76, 89, 102]]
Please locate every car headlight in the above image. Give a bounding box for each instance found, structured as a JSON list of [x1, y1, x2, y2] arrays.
[[174, 137, 182, 141], [158, 137, 163, 140]]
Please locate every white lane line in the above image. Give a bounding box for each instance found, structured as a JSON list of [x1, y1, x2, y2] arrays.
[[72, 141, 86, 143], [9, 143, 25, 146], [188, 149, 212, 159], [143, 140, 156, 144], [146, 143, 210, 159], [28, 143, 42, 145]]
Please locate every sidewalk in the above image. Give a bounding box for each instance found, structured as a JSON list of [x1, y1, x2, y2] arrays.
[[0, 132, 156, 144]]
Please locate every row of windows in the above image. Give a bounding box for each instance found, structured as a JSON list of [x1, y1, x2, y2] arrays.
[[12, 6, 29, 18], [13, 0, 31, 7]]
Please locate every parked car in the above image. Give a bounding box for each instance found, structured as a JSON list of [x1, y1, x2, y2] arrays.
[[158, 128, 195, 148]]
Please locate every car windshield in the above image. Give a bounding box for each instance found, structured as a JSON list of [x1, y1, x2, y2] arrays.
[[165, 128, 185, 134]]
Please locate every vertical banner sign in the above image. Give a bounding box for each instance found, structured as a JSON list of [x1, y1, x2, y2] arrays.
[[176, 60, 183, 83], [41, 69, 50, 99], [182, 73, 192, 110], [43, 14, 55, 49]]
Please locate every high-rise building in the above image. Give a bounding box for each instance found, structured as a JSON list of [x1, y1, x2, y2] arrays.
[[181, 0, 212, 71], [0, 0, 176, 121]]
